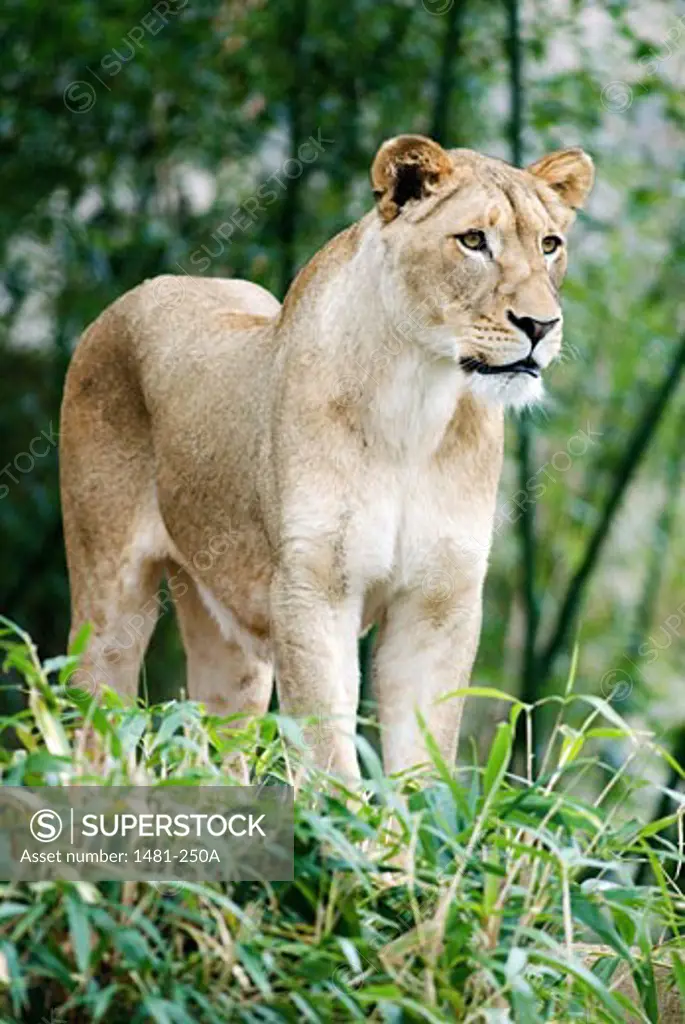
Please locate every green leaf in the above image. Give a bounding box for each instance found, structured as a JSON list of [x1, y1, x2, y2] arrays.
[[112, 928, 154, 970], [0, 903, 29, 921], [569, 695, 636, 736], [529, 949, 634, 1020], [92, 985, 121, 1022], [68, 622, 92, 659], [570, 893, 633, 961], [31, 699, 71, 757], [417, 712, 471, 819], [65, 893, 92, 976], [638, 813, 679, 838], [140, 998, 196, 1024], [439, 686, 526, 706], [671, 951, 685, 1014], [564, 634, 581, 696], [634, 929, 659, 1023], [483, 722, 513, 801], [43, 655, 79, 678]]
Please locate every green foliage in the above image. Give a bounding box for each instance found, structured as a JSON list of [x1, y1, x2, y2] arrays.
[[0, 622, 684, 1022]]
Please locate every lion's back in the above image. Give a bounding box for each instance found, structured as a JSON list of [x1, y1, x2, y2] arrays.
[[60, 275, 280, 543]]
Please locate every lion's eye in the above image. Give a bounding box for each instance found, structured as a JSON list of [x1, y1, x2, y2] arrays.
[[456, 230, 488, 252], [542, 234, 563, 255]]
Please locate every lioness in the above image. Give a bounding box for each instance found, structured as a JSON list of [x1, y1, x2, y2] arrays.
[[60, 135, 593, 778]]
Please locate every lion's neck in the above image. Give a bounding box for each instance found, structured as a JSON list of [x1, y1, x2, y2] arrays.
[[322, 224, 471, 460], [359, 345, 466, 459]]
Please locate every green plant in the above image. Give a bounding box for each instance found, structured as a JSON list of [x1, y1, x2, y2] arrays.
[[0, 617, 683, 1022]]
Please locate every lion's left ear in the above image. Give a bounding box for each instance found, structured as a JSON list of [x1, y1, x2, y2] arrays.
[[371, 135, 454, 223], [526, 148, 595, 210]]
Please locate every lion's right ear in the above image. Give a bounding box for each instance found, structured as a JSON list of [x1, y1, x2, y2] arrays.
[[371, 135, 454, 223], [526, 148, 595, 210]]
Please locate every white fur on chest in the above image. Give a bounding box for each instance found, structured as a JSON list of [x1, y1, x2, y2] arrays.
[[365, 350, 463, 458], [351, 466, 494, 601], [348, 354, 494, 599]]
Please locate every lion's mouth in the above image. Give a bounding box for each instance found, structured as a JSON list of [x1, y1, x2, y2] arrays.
[[460, 354, 541, 379]]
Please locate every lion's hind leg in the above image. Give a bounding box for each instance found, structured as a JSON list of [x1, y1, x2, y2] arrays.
[[65, 516, 168, 701], [169, 565, 273, 721]]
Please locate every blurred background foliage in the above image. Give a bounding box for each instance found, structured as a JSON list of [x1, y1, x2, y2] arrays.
[[1, 0, 684, 807]]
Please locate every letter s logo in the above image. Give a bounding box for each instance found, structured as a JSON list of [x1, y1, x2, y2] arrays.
[[30, 809, 63, 842]]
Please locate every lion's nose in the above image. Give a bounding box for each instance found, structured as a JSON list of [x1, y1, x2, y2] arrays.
[[507, 311, 560, 348]]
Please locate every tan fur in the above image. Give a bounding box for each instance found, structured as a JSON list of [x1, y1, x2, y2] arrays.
[[60, 136, 593, 778]]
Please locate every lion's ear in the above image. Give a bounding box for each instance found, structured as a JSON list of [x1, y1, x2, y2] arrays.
[[371, 135, 454, 223], [526, 148, 595, 210]]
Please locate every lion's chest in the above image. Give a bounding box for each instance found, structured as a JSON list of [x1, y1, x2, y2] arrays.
[[348, 463, 494, 619]]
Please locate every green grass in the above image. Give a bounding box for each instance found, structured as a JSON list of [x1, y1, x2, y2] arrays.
[[0, 617, 684, 1023]]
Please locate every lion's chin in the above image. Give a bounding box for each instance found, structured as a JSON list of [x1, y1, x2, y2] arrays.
[[467, 370, 544, 410]]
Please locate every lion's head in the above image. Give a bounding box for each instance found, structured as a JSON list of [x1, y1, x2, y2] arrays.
[[371, 134, 594, 408]]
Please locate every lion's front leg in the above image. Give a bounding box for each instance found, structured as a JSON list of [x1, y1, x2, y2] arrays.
[[373, 565, 484, 777], [271, 561, 362, 781]]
